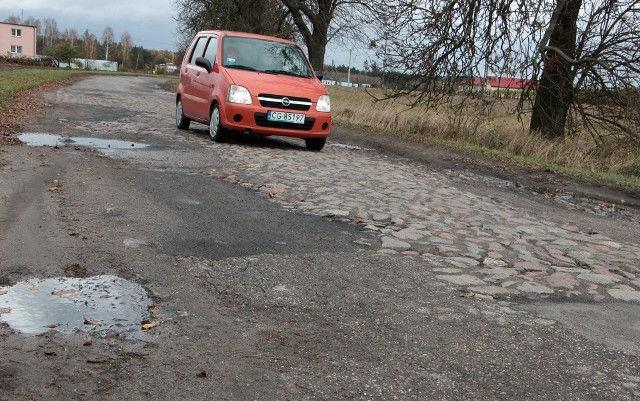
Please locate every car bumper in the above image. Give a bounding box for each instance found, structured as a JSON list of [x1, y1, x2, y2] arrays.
[[220, 103, 331, 139]]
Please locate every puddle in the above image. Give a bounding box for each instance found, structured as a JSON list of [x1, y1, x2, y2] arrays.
[[0, 275, 154, 339], [18, 133, 150, 153]]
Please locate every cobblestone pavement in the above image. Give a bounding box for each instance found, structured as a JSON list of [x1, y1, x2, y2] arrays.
[[42, 76, 640, 304]]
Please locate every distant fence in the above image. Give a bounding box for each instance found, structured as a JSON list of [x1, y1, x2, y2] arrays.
[[55, 59, 118, 72]]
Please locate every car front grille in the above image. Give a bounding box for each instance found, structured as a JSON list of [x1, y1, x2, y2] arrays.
[[254, 112, 316, 131], [257, 93, 312, 111]]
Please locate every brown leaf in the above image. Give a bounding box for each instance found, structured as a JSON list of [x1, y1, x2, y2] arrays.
[[83, 315, 104, 326], [141, 317, 172, 331], [22, 282, 38, 290], [45, 323, 61, 328], [460, 292, 476, 298], [83, 337, 93, 346], [141, 321, 159, 331], [0, 307, 11, 314], [149, 304, 162, 314], [0, 290, 7, 296]]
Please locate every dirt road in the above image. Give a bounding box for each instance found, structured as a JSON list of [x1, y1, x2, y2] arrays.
[[1, 75, 639, 400]]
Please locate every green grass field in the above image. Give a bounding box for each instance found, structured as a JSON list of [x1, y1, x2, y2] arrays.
[[0, 69, 87, 111]]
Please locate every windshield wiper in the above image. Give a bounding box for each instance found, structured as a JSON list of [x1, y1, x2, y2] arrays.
[[263, 69, 311, 78], [225, 64, 257, 71]]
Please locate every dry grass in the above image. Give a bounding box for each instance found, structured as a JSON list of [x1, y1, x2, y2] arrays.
[[328, 86, 640, 190]]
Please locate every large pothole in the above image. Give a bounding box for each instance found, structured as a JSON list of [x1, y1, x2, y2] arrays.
[[0, 275, 154, 339], [18, 133, 151, 154]]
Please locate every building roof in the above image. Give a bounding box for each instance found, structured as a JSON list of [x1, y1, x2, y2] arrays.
[[466, 76, 534, 90], [0, 21, 37, 29]]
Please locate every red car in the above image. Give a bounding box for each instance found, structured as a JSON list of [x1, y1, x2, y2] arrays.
[[176, 30, 331, 151]]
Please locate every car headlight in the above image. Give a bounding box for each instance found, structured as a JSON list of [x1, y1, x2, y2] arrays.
[[228, 85, 252, 104], [316, 94, 331, 112]]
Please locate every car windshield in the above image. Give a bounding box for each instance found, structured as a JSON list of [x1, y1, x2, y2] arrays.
[[221, 36, 314, 78]]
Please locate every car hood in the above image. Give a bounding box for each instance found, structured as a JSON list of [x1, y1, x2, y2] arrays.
[[223, 68, 327, 99]]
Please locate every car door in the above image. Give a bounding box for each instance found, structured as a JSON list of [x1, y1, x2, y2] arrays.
[[181, 36, 208, 121], [192, 36, 219, 121]]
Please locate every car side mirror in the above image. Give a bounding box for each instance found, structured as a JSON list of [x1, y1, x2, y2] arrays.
[[195, 57, 212, 73], [316, 73, 324, 81]]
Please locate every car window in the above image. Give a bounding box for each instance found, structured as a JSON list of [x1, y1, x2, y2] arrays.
[[188, 37, 207, 65], [221, 36, 313, 77], [203, 37, 218, 66]]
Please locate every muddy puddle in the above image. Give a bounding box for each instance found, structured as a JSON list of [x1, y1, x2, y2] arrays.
[[0, 275, 154, 339], [18, 133, 150, 154]]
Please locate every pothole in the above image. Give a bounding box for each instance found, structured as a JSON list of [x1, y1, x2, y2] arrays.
[[18, 133, 150, 153], [0, 275, 154, 339]]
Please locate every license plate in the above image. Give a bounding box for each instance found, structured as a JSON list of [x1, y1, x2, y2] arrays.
[[267, 110, 305, 124]]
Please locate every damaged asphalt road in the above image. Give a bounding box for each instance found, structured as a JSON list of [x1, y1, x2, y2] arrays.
[[0, 76, 639, 400]]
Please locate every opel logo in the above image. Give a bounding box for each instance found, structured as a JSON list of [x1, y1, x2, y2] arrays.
[[281, 97, 291, 107]]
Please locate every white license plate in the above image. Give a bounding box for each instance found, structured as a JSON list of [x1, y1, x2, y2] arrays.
[[267, 110, 305, 124]]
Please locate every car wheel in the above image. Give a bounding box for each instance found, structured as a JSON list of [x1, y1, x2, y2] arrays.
[[209, 104, 227, 143], [305, 137, 326, 151], [176, 98, 190, 129]]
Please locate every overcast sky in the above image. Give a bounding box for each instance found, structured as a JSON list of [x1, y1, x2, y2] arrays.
[[1, 0, 366, 67], [1, 0, 179, 50]]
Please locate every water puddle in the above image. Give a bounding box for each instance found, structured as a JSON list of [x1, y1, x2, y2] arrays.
[[0, 275, 154, 339], [18, 133, 150, 153]]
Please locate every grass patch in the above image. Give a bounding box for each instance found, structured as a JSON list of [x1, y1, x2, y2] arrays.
[[0, 69, 87, 111], [328, 86, 640, 190]]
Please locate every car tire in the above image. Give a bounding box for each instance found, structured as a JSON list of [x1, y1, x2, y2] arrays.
[[209, 104, 227, 143], [305, 137, 326, 151], [176, 98, 190, 129]]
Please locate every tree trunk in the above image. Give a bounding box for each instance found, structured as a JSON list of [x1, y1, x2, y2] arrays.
[[530, 0, 582, 139], [308, 32, 327, 73]]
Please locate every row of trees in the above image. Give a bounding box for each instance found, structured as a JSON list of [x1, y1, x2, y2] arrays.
[[173, 0, 639, 142], [4, 16, 177, 72]]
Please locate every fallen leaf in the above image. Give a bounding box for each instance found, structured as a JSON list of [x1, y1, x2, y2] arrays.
[[460, 292, 476, 298], [22, 282, 38, 290], [45, 323, 61, 328], [0, 290, 7, 296], [83, 337, 93, 346], [0, 307, 11, 314], [50, 289, 79, 297], [83, 315, 104, 326], [141, 321, 159, 330], [141, 317, 172, 331], [149, 304, 162, 314]]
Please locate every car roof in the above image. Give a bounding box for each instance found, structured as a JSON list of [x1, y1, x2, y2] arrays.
[[195, 30, 297, 46]]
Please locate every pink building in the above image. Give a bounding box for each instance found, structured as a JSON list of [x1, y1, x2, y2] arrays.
[[0, 22, 37, 57]]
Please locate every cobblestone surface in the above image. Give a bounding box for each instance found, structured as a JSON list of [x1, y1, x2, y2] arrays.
[[41, 76, 640, 304]]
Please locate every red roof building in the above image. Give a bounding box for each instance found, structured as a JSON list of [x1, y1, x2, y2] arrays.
[[462, 76, 536, 93]]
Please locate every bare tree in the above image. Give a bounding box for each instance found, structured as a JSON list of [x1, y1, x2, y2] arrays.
[[173, 0, 369, 71], [62, 28, 79, 47], [121, 31, 133, 68], [4, 16, 21, 24], [370, 0, 640, 142], [82, 30, 97, 60], [23, 17, 42, 32], [43, 17, 60, 49], [173, 0, 295, 50], [103, 26, 114, 60]]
